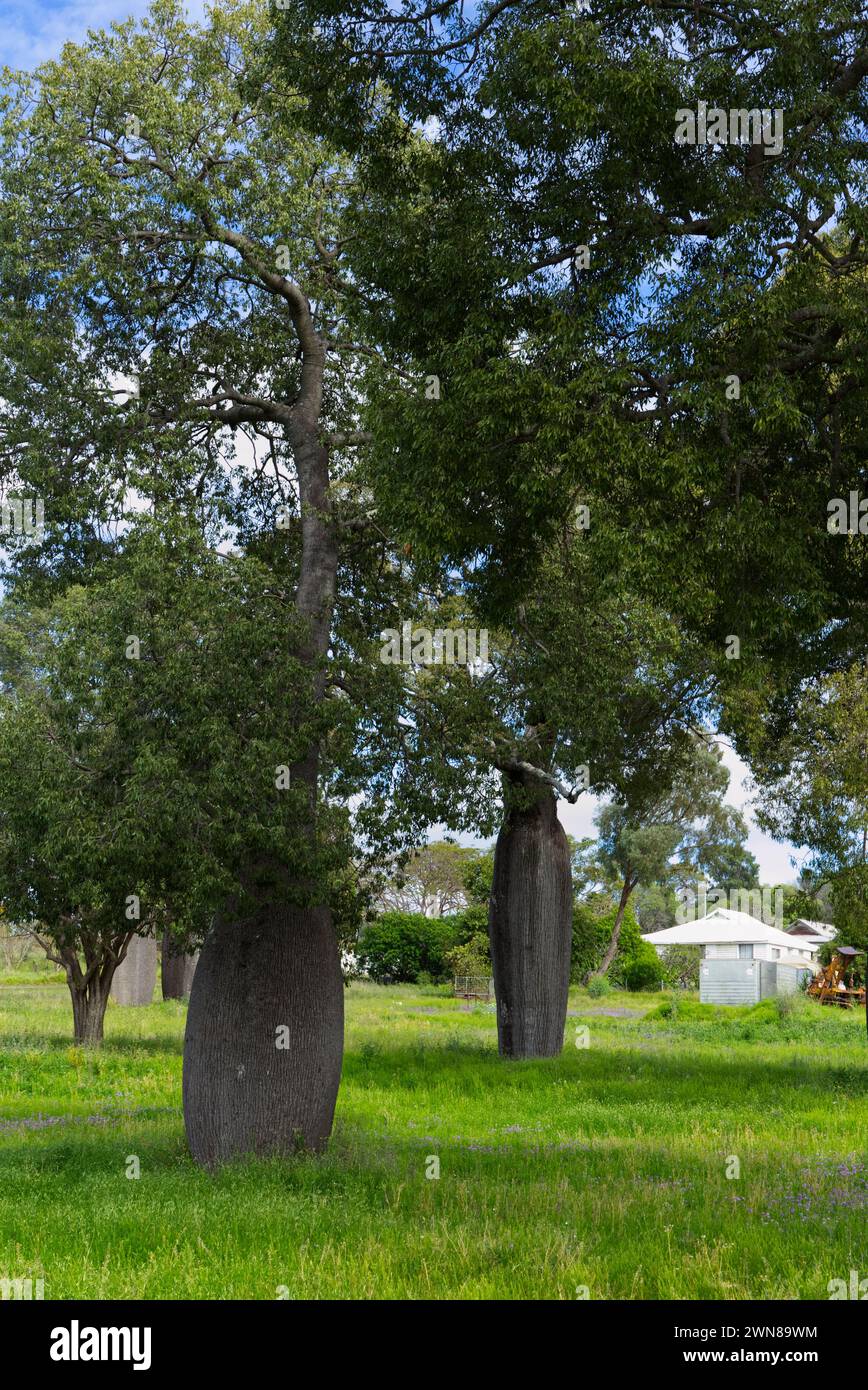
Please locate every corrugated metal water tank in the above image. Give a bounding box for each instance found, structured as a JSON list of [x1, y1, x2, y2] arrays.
[[700, 958, 763, 1004], [700, 958, 812, 1004]]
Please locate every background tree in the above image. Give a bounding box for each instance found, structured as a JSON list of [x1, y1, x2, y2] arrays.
[[376, 840, 480, 916], [748, 664, 868, 959], [591, 738, 751, 978]]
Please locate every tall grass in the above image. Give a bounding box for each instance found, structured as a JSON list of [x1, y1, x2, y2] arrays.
[[0, 982, 865, 1299]]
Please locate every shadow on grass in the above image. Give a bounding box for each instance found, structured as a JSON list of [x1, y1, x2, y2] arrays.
[[342, 1036, 868, 1103]]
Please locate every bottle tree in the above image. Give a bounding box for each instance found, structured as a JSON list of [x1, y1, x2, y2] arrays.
[[0, 0, 463, 1159]]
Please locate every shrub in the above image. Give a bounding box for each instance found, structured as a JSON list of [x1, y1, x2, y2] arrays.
[[357, 912, 460, 984], [586, 974, 611, 999], [571, 898, 624, 981], [446, 904, 489, 944], [445, 934, 491, 979], [623, 942, 665, 991], [571, 898, 647, 985], [659, 944, 702, 990]]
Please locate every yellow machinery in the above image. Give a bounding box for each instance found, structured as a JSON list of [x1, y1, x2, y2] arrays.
[[806, 947, 866, 1008]]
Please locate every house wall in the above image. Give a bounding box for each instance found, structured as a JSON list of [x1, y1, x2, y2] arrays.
[[703, 942, 813, 965]]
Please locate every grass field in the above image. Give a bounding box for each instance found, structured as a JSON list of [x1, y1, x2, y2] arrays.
[[1, 979, 866, 1300]]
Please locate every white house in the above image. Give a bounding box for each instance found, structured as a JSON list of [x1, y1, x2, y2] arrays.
[[642, 909, 817, 1004], [643, 908, 818, 964]]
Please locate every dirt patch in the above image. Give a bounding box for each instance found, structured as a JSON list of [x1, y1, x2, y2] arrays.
[[567, 1007, 644, 1019]]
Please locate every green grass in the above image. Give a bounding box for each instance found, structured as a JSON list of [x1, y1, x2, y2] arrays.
[[1, 981, 866, 1299]]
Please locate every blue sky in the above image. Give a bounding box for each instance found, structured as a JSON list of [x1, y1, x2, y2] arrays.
[[0, 0, 805, 884], [0, 1, 206, 70]]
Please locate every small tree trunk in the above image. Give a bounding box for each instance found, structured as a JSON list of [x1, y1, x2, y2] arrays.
[[110, 934, 157, 1005], [488, 780, 572, 1059], [594, 874, 635, 980], [69, 973, 113, 1045], [182, 902, 344, 1168], [161, 932, 199, 1000]]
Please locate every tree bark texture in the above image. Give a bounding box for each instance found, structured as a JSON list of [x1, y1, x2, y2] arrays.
[[161, 931, 199, 1000], [488, 784, 573, 1058], [183, 904, 344, 1167], [70, 973, 114, 1045]]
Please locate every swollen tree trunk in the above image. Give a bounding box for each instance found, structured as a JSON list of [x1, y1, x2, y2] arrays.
[[110, 934, 157, 1006], [593, 873, 636, 980], [488, 780, 573, 1058], [183, 904, 344, 1167], [161, 931, 199, 1000]]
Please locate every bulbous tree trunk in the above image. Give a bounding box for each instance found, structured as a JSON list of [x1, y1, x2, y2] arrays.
[[161, 931, 199, 1000], [110, 934, 157, 1006], [182, 903, 344, 1167], [488, 779, 573, 1058]]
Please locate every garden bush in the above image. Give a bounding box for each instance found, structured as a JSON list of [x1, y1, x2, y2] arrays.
[[571, 899, 648, 985], [357, 912, 460, 984], [623, 943, 665, 992]]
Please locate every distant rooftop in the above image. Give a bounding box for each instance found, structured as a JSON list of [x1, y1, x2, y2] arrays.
[[786, 919, 836, 940]]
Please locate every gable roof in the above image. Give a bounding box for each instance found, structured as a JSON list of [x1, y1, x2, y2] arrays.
[[642, 908, 818, 952], [786, 919, 836, 940]]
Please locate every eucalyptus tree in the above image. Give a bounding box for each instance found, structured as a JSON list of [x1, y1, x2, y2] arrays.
[[746, 663, 868, 961], [591, 737, 751, 979]]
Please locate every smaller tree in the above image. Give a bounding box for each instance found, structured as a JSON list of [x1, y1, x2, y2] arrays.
[[0, 588, 176, 1042]]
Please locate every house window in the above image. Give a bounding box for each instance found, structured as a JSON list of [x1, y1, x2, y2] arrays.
[[771, 948, 780, 959], [738, 944, 754, 959]]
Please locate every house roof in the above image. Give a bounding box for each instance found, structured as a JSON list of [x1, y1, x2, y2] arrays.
[[642, 909, 818, 952], [786, 919, 836, 941]]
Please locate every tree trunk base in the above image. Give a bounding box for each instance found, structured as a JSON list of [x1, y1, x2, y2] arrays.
[[489, 787, 572, 1059], [70, 979, 112, 1045], [182, 904, 344, 1168]]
